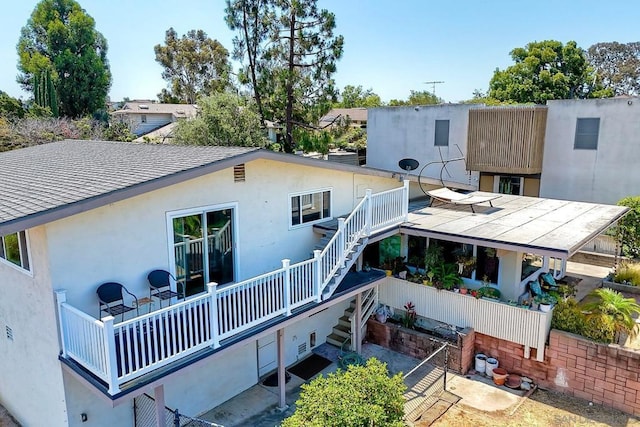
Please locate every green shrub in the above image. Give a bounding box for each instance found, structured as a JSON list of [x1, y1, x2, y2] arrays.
[[551, 299, 584, 335], [582, 313, 616, 343], [613, 262, 640, 286], [282, 358, 406, 427]]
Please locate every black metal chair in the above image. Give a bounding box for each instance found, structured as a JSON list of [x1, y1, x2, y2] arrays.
[[147, 269, 183, 308], [96, 282, 138, 321]]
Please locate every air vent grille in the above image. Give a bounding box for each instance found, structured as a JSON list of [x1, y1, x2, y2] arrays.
[[234, 164, 246, 182]]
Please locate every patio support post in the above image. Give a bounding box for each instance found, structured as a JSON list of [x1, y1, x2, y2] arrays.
[[102, 316, 120, 394], [338, 218, 346, 268], [277, 328, 288, 410], [365, 189, 373, 235], [282, 259, 292, 315], [314, 250, 322, 302], [403, 180, 410, 221], [154, 384, 166, 427], [207, 282, 220, 349], [54, 289, 68, 358], [354, 292, 362, 354]]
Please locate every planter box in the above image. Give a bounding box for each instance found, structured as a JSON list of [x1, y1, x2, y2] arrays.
[[602, 279, 640, 295]]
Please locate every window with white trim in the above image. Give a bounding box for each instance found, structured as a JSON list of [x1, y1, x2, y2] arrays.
[[0, 231, 30, 271], [574, 118, 600, 150], [291, 189, 331, 227]]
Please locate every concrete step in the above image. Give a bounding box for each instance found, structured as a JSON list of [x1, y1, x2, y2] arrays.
[[332, 324, 351, 339], [338, 315, 351, 328]]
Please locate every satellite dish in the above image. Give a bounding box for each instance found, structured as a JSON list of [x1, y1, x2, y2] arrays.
[[398, 158, 419, 171]]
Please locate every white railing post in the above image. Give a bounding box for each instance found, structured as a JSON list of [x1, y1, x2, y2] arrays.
[[101, 316, 120, 395], [54, 289, 68, 358], [403, 180, 410, 221], [314, 250, 322, 302], [282, 259, 292, 316], [207, 282, 220, 349], [365, 189, 373, 235], [338, 218, 346, 267]]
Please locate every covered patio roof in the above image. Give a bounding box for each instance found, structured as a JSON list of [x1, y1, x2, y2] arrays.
[[402, 192, 628, 258]]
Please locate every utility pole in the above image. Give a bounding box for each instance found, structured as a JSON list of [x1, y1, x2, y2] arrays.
[[423, 81, 444, 97]]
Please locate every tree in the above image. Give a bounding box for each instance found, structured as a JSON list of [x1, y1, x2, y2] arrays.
[[17, 0, 111, 117], [335, 85, 382, 108], [489, 40, 601, 104], [154, 28, 232, 104], [389, 89, 441, 106], [282, 358, 406, 427], [226, 0, 344, 153], [582, 288, 640, 343], [616, 196, 640, 258], [172, 92, 269, 148], [0, 91, 25, 119], [587, 42, 640, 96]]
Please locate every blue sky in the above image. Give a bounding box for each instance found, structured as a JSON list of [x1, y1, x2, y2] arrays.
[[1, 0, 638, 104]]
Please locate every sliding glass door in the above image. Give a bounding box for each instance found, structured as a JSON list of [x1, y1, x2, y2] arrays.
[[171, 207, 235, 296]]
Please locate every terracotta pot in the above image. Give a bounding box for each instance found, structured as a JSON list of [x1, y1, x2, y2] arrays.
[[460, 288, 468, 295], [492, 367, 508, 386]]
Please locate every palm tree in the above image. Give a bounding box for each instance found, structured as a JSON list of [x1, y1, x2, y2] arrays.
[[581, 288, 640, 343]]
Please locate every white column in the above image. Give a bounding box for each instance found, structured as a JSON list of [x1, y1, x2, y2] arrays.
[[207, 282, 220, 348], [403, 180, 410, 221], [102, 316, 120, 395], [154, 384, 165, 427], [282, 259, 291, 315], [338, 218, 346, 268], [354, 292, 362, 354], [54, 289, 68, 358], [314, 250, 322, 302], [365, 189, 373, 234], [277, 328, 287, 410]]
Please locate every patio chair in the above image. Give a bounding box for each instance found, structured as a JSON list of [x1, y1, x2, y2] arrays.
[[97, 282, 139, 321], [147, 269, 183, 308]]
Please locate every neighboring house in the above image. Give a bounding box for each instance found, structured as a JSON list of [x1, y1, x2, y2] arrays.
[[367, 97, 640, 204], [112, 101, 198, 136], [319, 108, 368, 129], [0, 140, 627, 426]]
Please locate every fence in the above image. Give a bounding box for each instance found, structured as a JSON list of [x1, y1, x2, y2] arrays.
[[134, 393, 223, 427]]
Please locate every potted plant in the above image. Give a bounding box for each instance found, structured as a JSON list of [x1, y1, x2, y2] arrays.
[[431, 263, 463, 291], [459, 283, 468, 295], [535, 294, 557, 312]]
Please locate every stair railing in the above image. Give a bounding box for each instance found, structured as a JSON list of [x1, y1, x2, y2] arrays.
[[349, 287, 378, 347]]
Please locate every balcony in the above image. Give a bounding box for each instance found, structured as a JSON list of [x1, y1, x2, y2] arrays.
[[55, 183, 409, 396], [378, 277, 553, 361], [466, 106, 548, 174]]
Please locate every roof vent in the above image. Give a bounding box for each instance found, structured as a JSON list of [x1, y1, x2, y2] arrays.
[[139, 104, 149, 109], [234, 164, 246, 182]]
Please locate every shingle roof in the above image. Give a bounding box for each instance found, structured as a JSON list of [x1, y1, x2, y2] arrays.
[[320, 108, 368, 124], [112, 103, 198, 118], [0, 140, 257, 233]]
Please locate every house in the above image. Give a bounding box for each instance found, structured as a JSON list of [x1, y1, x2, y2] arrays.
[[319, 108, 368, 129], [0, 140, 627, 426], [366, 97, 640, 204], [111, 101, 198, 136]]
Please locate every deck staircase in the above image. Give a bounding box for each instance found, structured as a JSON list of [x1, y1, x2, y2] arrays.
[[326, 287, 378, 350]]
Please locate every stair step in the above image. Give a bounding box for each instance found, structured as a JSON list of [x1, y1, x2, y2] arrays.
[[338, 315, 351, 328], [332, 324, 351, 339], [326, 333, 348, 348]]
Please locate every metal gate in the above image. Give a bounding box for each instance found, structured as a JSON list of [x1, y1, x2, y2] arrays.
[[402, 342, 449, 423], [133, 393, 223, 427]]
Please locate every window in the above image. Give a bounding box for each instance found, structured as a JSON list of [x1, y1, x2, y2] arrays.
[[574, 118, 600, 150], [0, 231, 30, 271], [495, 176, 523, 195], [141, 114, 147, 123], [434, 120, 450, 147], [291, 189, 331, 227], [170, 207, 235, 296]]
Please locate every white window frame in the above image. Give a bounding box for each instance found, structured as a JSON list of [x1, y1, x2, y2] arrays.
[[289, 188, 333, 229], [493, 175, 524, 196], [166, 202, 239, 292], [0, 230, 32, 275]]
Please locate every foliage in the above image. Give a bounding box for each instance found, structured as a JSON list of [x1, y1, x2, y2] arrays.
[[582, 313, 617, 343], [154, 28, 232, 104], [294, 128, 331, 154], [335, 85, 382, 108], [389, 90, 441, 106], [615, 196, 640, 258], [430, 263, 463, 290], [282, 357, 406, 427], [402, 301, 417, 329], [582, 288, 640, 343], [17, 0, 111, 117], [0, 92, 25, 119], [489, 40, 607, 104], [32, 69, 58, 117], [587, 42, 640, 96], [172, 92, 269, 148], [551, 298, 585, 335], [613, 262, 640, 286], [424, 243, 444, 271], [226, 0, 344, 153]]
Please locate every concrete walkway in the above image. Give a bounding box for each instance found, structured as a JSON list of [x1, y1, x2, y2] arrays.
[[565, 261, 610, 301]]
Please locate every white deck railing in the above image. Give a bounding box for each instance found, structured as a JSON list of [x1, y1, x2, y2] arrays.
[[56, 182, 409, 394], [378, 277, 553, 361]]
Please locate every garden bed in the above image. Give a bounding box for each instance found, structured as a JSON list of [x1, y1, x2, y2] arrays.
[[602, 279, 640, 294]]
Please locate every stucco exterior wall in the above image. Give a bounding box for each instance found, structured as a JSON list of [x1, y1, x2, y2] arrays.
[[0, 226, 69, 426], [367, 104, 480, 189], [540, 98, 640, 204]]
